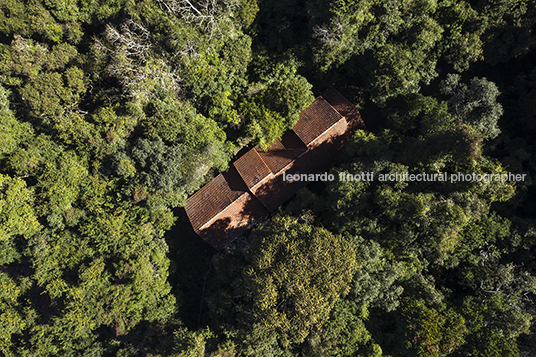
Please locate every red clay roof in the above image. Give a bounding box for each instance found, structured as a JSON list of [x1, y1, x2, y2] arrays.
[[233, 148, 273, 190], [252, 169, 308, 212], [197, 192, 269, 249], [256, 132, 307, 174], [292, 96, 343, 146], [185, 166, 248, 232], [322, 88, 366, 130], [185, 89, 363, 249], [322, 88, 356, 116], [248, 119, 347, 212]]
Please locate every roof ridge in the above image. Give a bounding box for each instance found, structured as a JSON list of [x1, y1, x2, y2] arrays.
[[185, 89, 364, 249]]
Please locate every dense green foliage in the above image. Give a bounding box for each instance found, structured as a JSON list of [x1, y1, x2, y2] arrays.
[[1, 0, 536, 356]]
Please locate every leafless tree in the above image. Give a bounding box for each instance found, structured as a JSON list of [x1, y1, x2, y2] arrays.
[[92, 20, 181, 102], [312, 17, 346, 46], [156, 0, 238, 38], [97, 20, 152, 60]]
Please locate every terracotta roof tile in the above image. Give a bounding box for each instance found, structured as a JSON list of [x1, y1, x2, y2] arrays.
[[253, 130, 345, 212], [233, 148, 272, 189], [185, 166, 247, 232], [322, 88, 356, 116], [345, 108, 366, 130], [252, 171, 308, 212], [292, 97, 343, 146], [307, 117, 347, 148], [197, 193, 269, 249], [322, 88, 366, 130], [256, 133, 306, 174], [185, 89, 364, 249]]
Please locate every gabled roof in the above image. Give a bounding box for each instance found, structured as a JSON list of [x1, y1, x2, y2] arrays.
[[322, 88, 356, 116], [323, 88, 366, 130], [292, 97, 343, 146], [256, 131, 307, 174], [185, 88, 365, 249], [233, 148, 272, 190], [185, 166, 248, 232], [252, 169, 308, 212], [196, 192, 269, 249]]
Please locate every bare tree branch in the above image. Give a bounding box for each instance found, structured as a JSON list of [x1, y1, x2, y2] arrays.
[[156, 0, 239, 38], [93, 19, 181, 101]]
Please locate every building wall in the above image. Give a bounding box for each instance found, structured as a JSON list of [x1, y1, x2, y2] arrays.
[[307, 118, 348, 149]]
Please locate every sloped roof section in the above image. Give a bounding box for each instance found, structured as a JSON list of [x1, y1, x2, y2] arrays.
[[292, 96, 343, 147], [252, 168, 308, 212], [323, 88, 366, 130], [256, 132, 307, 174], [197, 192, 269, 250], [322, 88, 356, 116], [184, 88, 364, 249], [233, 148, 272, 190], [185, 166, 248, 232]]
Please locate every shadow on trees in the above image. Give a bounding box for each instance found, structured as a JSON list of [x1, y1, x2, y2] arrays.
[[165, 207, 215, 329]]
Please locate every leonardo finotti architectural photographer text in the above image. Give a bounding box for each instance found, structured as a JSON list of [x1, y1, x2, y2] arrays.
[[282, 171, 528, 183]]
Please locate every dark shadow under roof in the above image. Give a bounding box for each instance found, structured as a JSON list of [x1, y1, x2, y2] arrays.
[[197, 192, 269, 250], [256, 131, 307, 174]]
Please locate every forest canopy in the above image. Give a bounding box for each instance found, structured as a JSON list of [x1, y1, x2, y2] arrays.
[[1, 0, 536, 356]]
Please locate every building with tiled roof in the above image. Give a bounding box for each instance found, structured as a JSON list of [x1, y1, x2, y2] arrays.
[[185, 88, 366, 249]]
